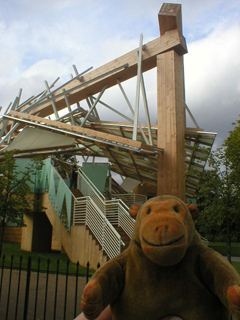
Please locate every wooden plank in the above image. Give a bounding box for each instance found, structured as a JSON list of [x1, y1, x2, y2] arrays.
[[157, 50, 186, 201], [8, 111, 155, 152], [2, 227, 22, 243], [15, 29, 187, 119]]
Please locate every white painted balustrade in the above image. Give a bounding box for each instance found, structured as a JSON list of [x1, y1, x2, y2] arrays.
[[73, 168, 137, 258]]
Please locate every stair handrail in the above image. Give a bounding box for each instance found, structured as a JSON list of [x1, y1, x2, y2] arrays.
[[74, 196, 124, 258], [112, 193, 147, 207], [105, 199, 135, 238], [77, 168, 106, 213], [78, 167, 105, 200], [75, 168, 137, 256], [36, 160, 123, 258], [117, 199, 135, 238], [76, 168, 135, 231]]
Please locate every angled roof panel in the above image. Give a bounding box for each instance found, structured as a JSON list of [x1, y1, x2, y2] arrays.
[[6, 127, 75, 151]]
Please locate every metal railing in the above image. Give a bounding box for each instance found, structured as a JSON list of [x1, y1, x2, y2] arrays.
[[73, 197, 88, 224], [35, 161, 124, 259], [74, 197, 123, 259], [75, 169, 136, 238], [74, 172, 210, 254], [74, 169, 138, 257], [117, 200, 135, 238], [105, 199, 135, 238], [74, 195, 135, 242], [77, 168, 105, 213], [35, 162, 137, 259], [112, 193, 147, 207], [200, 236, 209, 247], [0, 254, 99, 320]]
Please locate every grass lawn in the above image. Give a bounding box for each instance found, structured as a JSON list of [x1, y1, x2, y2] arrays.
[[208, 242, 240, 257], [232, 262, 240, 274], [208, 242, 240, 274], [1, 241, 240, 275], [1, 242, 96, 276]]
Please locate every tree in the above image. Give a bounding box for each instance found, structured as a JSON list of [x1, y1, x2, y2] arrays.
[[195, 169, 223, 241], [225, 120, 240, 186], [225, 120, 240, 242], [0, 151, 40, 256], [196, 146, 240, 262]]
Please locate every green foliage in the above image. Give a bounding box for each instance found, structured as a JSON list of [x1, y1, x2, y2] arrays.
[[0, 151, 42, 225], [195, 117, 240, 243], [196, 146, 240, 241], [196, 168, 223, 239], [225, 121, 240, 183]]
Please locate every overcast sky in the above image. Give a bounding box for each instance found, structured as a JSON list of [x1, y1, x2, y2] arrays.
[[0, 0, 239, 148]]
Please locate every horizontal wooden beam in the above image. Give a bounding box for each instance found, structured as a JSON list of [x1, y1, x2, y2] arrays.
[[17, 29, 187, 119], [7, 111, 160, 153]]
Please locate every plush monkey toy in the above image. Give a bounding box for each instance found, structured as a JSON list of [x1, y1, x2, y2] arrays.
[[81, 195, 240, 320]]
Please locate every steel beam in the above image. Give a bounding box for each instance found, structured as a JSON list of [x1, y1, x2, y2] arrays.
[[91, 95, 133, 123], [133, 34, 143, 141], [185, 104, 200, 128], [117, 80, 149, 144], [44, 80, 59, 119], [140, 74, 153, 145], [81, 84, 108, 126], [62, 89, 76, 125]]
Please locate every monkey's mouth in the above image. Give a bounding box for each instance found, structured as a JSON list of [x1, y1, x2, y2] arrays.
[[142, 234, 185, 247]]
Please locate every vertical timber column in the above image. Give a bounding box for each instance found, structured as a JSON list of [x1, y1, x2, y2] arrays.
[[157, 50, 186, 201]]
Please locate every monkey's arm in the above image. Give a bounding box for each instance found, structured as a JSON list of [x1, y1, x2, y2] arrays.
[[81, 258, 125, 320], [199, 247, 240, 319]]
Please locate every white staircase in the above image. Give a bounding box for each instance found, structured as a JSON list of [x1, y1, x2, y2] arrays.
[[73, 168, 136, 259]]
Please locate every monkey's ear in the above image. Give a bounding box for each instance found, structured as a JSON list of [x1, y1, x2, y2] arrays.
[[129, 204, 142, 220], [186, 204, 199, 220]]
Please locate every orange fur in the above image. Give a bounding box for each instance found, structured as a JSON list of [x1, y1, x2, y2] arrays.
[[81, 196, 240, 320]]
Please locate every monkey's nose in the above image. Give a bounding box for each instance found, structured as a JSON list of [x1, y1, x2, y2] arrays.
[[156, 225, 169, 240]]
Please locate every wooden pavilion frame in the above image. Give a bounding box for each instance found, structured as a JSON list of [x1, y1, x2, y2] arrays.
[[0, 3, 216, 201]]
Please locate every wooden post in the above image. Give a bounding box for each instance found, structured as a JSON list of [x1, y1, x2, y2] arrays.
[[157, 4, 186, 201], [157, 50, 186, 200]]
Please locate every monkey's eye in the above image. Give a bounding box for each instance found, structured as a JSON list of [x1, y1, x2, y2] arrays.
[[147, 208, 151, 214], [173, 206, 179, 213]]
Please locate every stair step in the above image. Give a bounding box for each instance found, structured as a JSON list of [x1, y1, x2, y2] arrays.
[[86, 226, 108, 258], [71, 189, 83, 197], [114, 226, 131, 251]]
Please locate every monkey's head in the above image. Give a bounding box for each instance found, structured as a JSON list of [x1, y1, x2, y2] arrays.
[[130, 195, 199, 266]]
